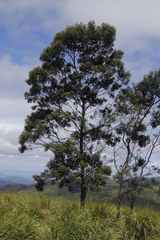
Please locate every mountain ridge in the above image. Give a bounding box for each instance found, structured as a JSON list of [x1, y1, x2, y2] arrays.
[[0, 174, 34, 186]]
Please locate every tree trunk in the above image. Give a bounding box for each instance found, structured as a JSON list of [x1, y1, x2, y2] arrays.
[[81, 178, 87, 208], [117, 177, 123, 218], [154, 186, 160, 215], [80, 101, 86, 208], [131, 196, 134, 212]]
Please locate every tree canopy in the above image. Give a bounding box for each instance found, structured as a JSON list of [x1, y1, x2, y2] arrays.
[[113, 70, 160, 213], [19, 21, 130, 207]]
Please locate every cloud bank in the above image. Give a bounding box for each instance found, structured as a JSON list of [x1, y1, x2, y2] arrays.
[[1, 0, 160, 176]]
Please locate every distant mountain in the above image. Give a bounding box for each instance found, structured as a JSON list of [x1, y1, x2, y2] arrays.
[[0, 170, 37, 181], [0, 176, 34, 186], [0, 179, 12, 186]]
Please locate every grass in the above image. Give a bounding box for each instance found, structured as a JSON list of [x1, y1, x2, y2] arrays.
[[0, 192, 160, 239], [21, 181, 160, 211]]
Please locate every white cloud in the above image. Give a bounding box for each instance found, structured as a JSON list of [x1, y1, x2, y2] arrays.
[[0, 55, 31, 97], [0, 98, 31, 127], [0, 0, 64, 36], [62, 0, 160, 37], [1, 0, 160, 175], [0, 126, 51, 175], [1, 0, 160, 50]]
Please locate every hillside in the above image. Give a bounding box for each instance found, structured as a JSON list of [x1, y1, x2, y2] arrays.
[[21, 179, 160, 211], [0, 183, 30, 193], [1, 192, 160, 239], [1, 175, 160, 211]]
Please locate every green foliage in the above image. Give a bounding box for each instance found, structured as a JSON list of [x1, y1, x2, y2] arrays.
[[19, 21, 130, 206], [19, 20, 160, 210], [19, 180, 160, 211], [1, 192, 160, 239], [114, 69, 160, 214], [0, 183, 29, 193]]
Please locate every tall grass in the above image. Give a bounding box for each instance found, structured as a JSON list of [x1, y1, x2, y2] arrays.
[[0, 192, 160, 239]]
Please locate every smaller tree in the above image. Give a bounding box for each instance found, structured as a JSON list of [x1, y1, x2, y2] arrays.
[[123, 155, 158, 211], [113, 70, 160, 216]]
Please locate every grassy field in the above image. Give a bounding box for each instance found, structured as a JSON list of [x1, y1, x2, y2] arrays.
[[20, 179, 160, 211], [0, 192, 160, 239]]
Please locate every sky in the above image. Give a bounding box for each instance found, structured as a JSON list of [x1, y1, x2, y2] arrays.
[[1, 0, 160, 178]]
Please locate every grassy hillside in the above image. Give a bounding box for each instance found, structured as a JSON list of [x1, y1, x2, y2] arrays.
[[0, 183, 30, 193], [21, 180, 160, 211], [0, 192, 160, 239]]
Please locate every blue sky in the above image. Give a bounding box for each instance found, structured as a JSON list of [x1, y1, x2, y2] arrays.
[[1, 0, 160, 177]]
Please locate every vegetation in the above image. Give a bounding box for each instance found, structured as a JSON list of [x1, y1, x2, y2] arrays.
[[0, 183, 30, 193], [19, 21, 130, 207], [113, 71, 160, 214], [1, 192, 160, 239], [1, 179, 160, 210], [19, 180, 160, 211], [18, 20, 160, 231]]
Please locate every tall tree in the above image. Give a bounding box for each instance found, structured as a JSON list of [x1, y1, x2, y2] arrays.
[[114, 70, 160, 215], [19, 21, 129, 207]]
